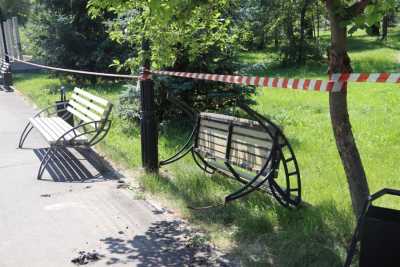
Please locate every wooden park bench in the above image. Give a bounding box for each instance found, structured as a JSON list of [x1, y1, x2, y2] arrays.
[[18, 87, 113, 179], [160, 99, 301, 208]]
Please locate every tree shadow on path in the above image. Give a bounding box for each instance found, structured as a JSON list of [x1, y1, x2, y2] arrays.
[[99, 220, 237, 266]]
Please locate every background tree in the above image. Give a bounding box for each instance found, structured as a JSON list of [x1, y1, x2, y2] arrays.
[[26, 0, 131, 81], [236, 0, 324, 65], [325, 0, 396, 216]]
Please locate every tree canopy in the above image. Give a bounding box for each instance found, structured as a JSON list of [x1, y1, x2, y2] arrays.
[[87, 0, 242, 72], [0, 0, 30, 24]]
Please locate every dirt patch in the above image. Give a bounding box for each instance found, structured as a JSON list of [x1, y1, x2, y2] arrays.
[[71, 251, 103, 265]]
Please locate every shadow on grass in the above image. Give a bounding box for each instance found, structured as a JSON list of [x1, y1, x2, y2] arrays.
[[242, 59, 327, 78], [348, 29, 400, 52], [140, 167, 351, 266]]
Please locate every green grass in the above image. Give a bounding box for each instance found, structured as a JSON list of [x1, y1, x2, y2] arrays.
[[13, 28, 400, 266]]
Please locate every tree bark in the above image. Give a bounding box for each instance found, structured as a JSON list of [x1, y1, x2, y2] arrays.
[[316, 1, 320, 39], [299, 0, 312, 63], [381, 15, 389, 41], [325, 1, 370, 217], [285, 13, 295, 62], [274, 28, 279, 49]]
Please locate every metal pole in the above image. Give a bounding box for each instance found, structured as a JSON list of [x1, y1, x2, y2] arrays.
[[0, 8, 9, 63], [12, 17, 22, 60], [140, 38, 159, 173], [0, 8, 12, 91]]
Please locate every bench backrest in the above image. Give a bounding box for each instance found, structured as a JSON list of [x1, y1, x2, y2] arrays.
[[196, 113, 279, 175], [67, 88, 113, 127]]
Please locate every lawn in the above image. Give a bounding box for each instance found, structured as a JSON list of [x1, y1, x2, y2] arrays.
[[14, 28, 400, 266]]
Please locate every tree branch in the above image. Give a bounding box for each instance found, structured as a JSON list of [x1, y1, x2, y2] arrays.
[[346, 0, 371, 17]]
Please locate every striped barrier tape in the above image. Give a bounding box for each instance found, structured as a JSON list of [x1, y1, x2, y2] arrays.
[[151, 70, 344, 92], [331, 73, 400, 83], [3, 53, 140, 79]]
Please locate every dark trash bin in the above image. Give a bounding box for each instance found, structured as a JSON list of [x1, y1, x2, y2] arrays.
[[344, 188, 400, 267], [56, 86, 74, 126]]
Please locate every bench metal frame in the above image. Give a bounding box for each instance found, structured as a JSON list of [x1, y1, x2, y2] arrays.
[[18, 88, 112, 179], [160, 96, 301, 208]]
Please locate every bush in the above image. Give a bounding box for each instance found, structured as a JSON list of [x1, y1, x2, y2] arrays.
[[118, 79, 256, 126]]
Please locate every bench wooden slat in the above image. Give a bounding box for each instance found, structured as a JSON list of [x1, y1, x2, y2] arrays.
[[198, 134, 271, 159], [198, 134, 270, 157], [46, 117, 84, 141], [69, 99, 102, 121], [71, 93, 105, 114], [201, 119, 271, 142], [197, 142, 226, 159], [67, 106, 93, 124], [74, 88, 109, 107], [205, 159, 272, 188], [30, 118, 58, 142], [196, 112, 277, 175], [200, 119, 229, 132], [43, 117, 72, 140], [201, 112, 260, 127], [197, 141, 267, 171], [30, 117, 88, 144], [197, 148, 270, 175], [199, 128, 273, 150]]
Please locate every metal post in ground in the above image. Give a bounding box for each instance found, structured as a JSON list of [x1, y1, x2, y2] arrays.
[[11, 17, 22, 60], [0, 8, 12, 91], [0, 9, 8, 63], [139, 38, 159, 173]]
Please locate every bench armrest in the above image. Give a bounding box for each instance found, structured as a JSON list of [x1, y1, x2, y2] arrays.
[[33, 102, 69, 118], [56, 119, 111, 146]]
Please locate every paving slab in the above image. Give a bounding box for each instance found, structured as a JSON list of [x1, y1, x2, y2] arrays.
[[0, 90, 234, 267]]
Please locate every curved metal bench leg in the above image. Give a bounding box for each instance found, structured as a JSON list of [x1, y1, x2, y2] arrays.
[[160, 145, 193, 166], [269, 179, 291, 207], [192, 150, 215, 175], [18, 122, 33, 148], [268, 137, 301, 207], [224, 162, 274, 203], [37, 147, 56, 180], [225, 175, 272, 203]]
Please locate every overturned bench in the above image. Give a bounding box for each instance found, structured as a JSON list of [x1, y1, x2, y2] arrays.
[[160, 99, 301, 208], [18, 88, 113, 179]]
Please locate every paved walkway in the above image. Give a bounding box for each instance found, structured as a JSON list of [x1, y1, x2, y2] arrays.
[[0, 90, 232, 266]]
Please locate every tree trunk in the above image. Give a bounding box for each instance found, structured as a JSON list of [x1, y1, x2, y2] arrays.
[[367, 24, 380, 36], [298, 0, 311, 63], [316, 1, 320, 39], [285, 14, 295, 62], [381, 15, 389, 41], [326, 2, 370, 217], [312, 9, 316, 40], [274, 28, 279, 49]]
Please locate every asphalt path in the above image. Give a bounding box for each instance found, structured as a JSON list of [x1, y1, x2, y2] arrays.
[[0, 89, 233, 267]]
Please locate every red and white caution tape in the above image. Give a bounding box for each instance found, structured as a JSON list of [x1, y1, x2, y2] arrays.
[[152, 70, 344, 92], [331, 73, 400, 83], [4, 54, 139, 79]]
